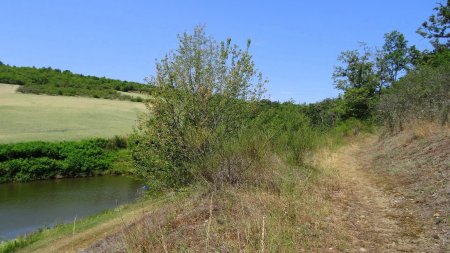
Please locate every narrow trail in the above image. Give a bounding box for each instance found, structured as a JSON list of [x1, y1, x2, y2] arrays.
[[328, 136, 428, 252]]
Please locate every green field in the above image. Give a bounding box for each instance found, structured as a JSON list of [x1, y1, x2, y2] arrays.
[[0, 83, 146, 143]]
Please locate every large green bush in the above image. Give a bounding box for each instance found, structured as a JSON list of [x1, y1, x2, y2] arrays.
[[130, 26, 266, 190], [253, 103, 319, 163], [195, 102, 321, 189]]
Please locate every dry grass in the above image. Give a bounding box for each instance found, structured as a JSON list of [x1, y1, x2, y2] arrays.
[[314, 123, 450, 252], [0, 83, 145, 143], [78, 150, 354, 253], [15, 124, 448, 252], [319, 137, 420, 252], [370, 123, 450, 252], [302, 129, 449, 252]]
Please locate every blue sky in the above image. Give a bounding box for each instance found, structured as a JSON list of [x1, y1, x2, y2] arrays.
[[1, 1, 437, 103]]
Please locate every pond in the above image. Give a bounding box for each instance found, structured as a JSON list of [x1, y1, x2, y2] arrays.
[[0, 176, 142, 241]]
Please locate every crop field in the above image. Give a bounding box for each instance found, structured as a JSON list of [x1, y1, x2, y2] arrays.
[[0, 83, 146, 143]]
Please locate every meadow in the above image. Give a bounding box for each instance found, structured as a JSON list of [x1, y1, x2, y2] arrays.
[[0, 84, 145, 144]]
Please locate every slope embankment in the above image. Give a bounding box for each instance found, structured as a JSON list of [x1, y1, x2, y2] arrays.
[[7, 124, 449, 252], [324, 124, 449, 252]]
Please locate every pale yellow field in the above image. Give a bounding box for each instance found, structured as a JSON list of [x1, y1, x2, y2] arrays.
[[0, 84, 146, 143]]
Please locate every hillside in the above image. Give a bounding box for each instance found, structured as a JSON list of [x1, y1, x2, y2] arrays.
[[0, 83, 145, 143], [0, 63, 152, 101], [368, 125, 449, 251]]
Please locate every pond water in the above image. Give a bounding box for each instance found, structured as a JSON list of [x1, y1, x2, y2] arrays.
[[0, 176, 142, 241]]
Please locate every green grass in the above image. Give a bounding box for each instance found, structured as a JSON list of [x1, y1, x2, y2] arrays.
[[0, 84, 145, 144]]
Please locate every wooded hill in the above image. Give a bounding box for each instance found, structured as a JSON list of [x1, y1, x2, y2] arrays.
[[0, 63, 152, 101]]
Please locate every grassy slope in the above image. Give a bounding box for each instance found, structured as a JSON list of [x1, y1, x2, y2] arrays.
[[318, 124, 449, 252], [0, 84, 145, 143], [368, 124, 450, 252]]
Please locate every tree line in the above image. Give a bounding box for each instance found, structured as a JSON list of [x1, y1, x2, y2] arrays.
[[0, 63, 153, 101], [305, 1, 449, 130]]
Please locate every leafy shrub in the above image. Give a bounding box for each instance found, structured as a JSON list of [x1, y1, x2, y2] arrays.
[[198, 129, 272, 186], [0, 137, 128, 183], [253, 103, 319, 163], [378, 58, 450, 132], [302, 98, 343, 129], [131, 26, 266, 190], [105, 135, 128, 150]]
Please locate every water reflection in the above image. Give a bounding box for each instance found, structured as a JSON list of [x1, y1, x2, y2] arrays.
[[0, 176, 141, 241]]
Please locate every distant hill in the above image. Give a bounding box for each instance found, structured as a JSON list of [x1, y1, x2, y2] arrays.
[[0, 62, 153, 101]]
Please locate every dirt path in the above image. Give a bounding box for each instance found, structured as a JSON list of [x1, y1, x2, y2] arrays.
[[328, 136, 430, 252]]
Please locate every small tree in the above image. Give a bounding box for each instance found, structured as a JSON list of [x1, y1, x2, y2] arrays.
[[417, 0, 450, 49], [333, 32, 418, 119], [332, 43, 378, 118], [376, 31, 418, 88], [131, 26, 266, 189], [333, 43, 378, 92]]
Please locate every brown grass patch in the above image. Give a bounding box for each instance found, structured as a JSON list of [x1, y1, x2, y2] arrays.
[[79, 151, 354, 252], [370, 123, 450, 252]]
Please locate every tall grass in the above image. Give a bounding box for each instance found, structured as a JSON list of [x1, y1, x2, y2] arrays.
[[91, 103, 353, 252], [0, 234, 40, 253]]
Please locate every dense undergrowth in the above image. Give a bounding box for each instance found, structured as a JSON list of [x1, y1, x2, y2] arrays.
[[0, 136, 131, 183], [0, 63, 152, 101], [128, 26, 383, 194], [78, 114, 369, 252], [378, 56, 450, 132], [118, 20, 448, 250], [118, 27, 372, 251]]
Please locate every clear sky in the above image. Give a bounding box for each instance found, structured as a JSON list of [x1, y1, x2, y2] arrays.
[[1, 0, 437, 103]]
